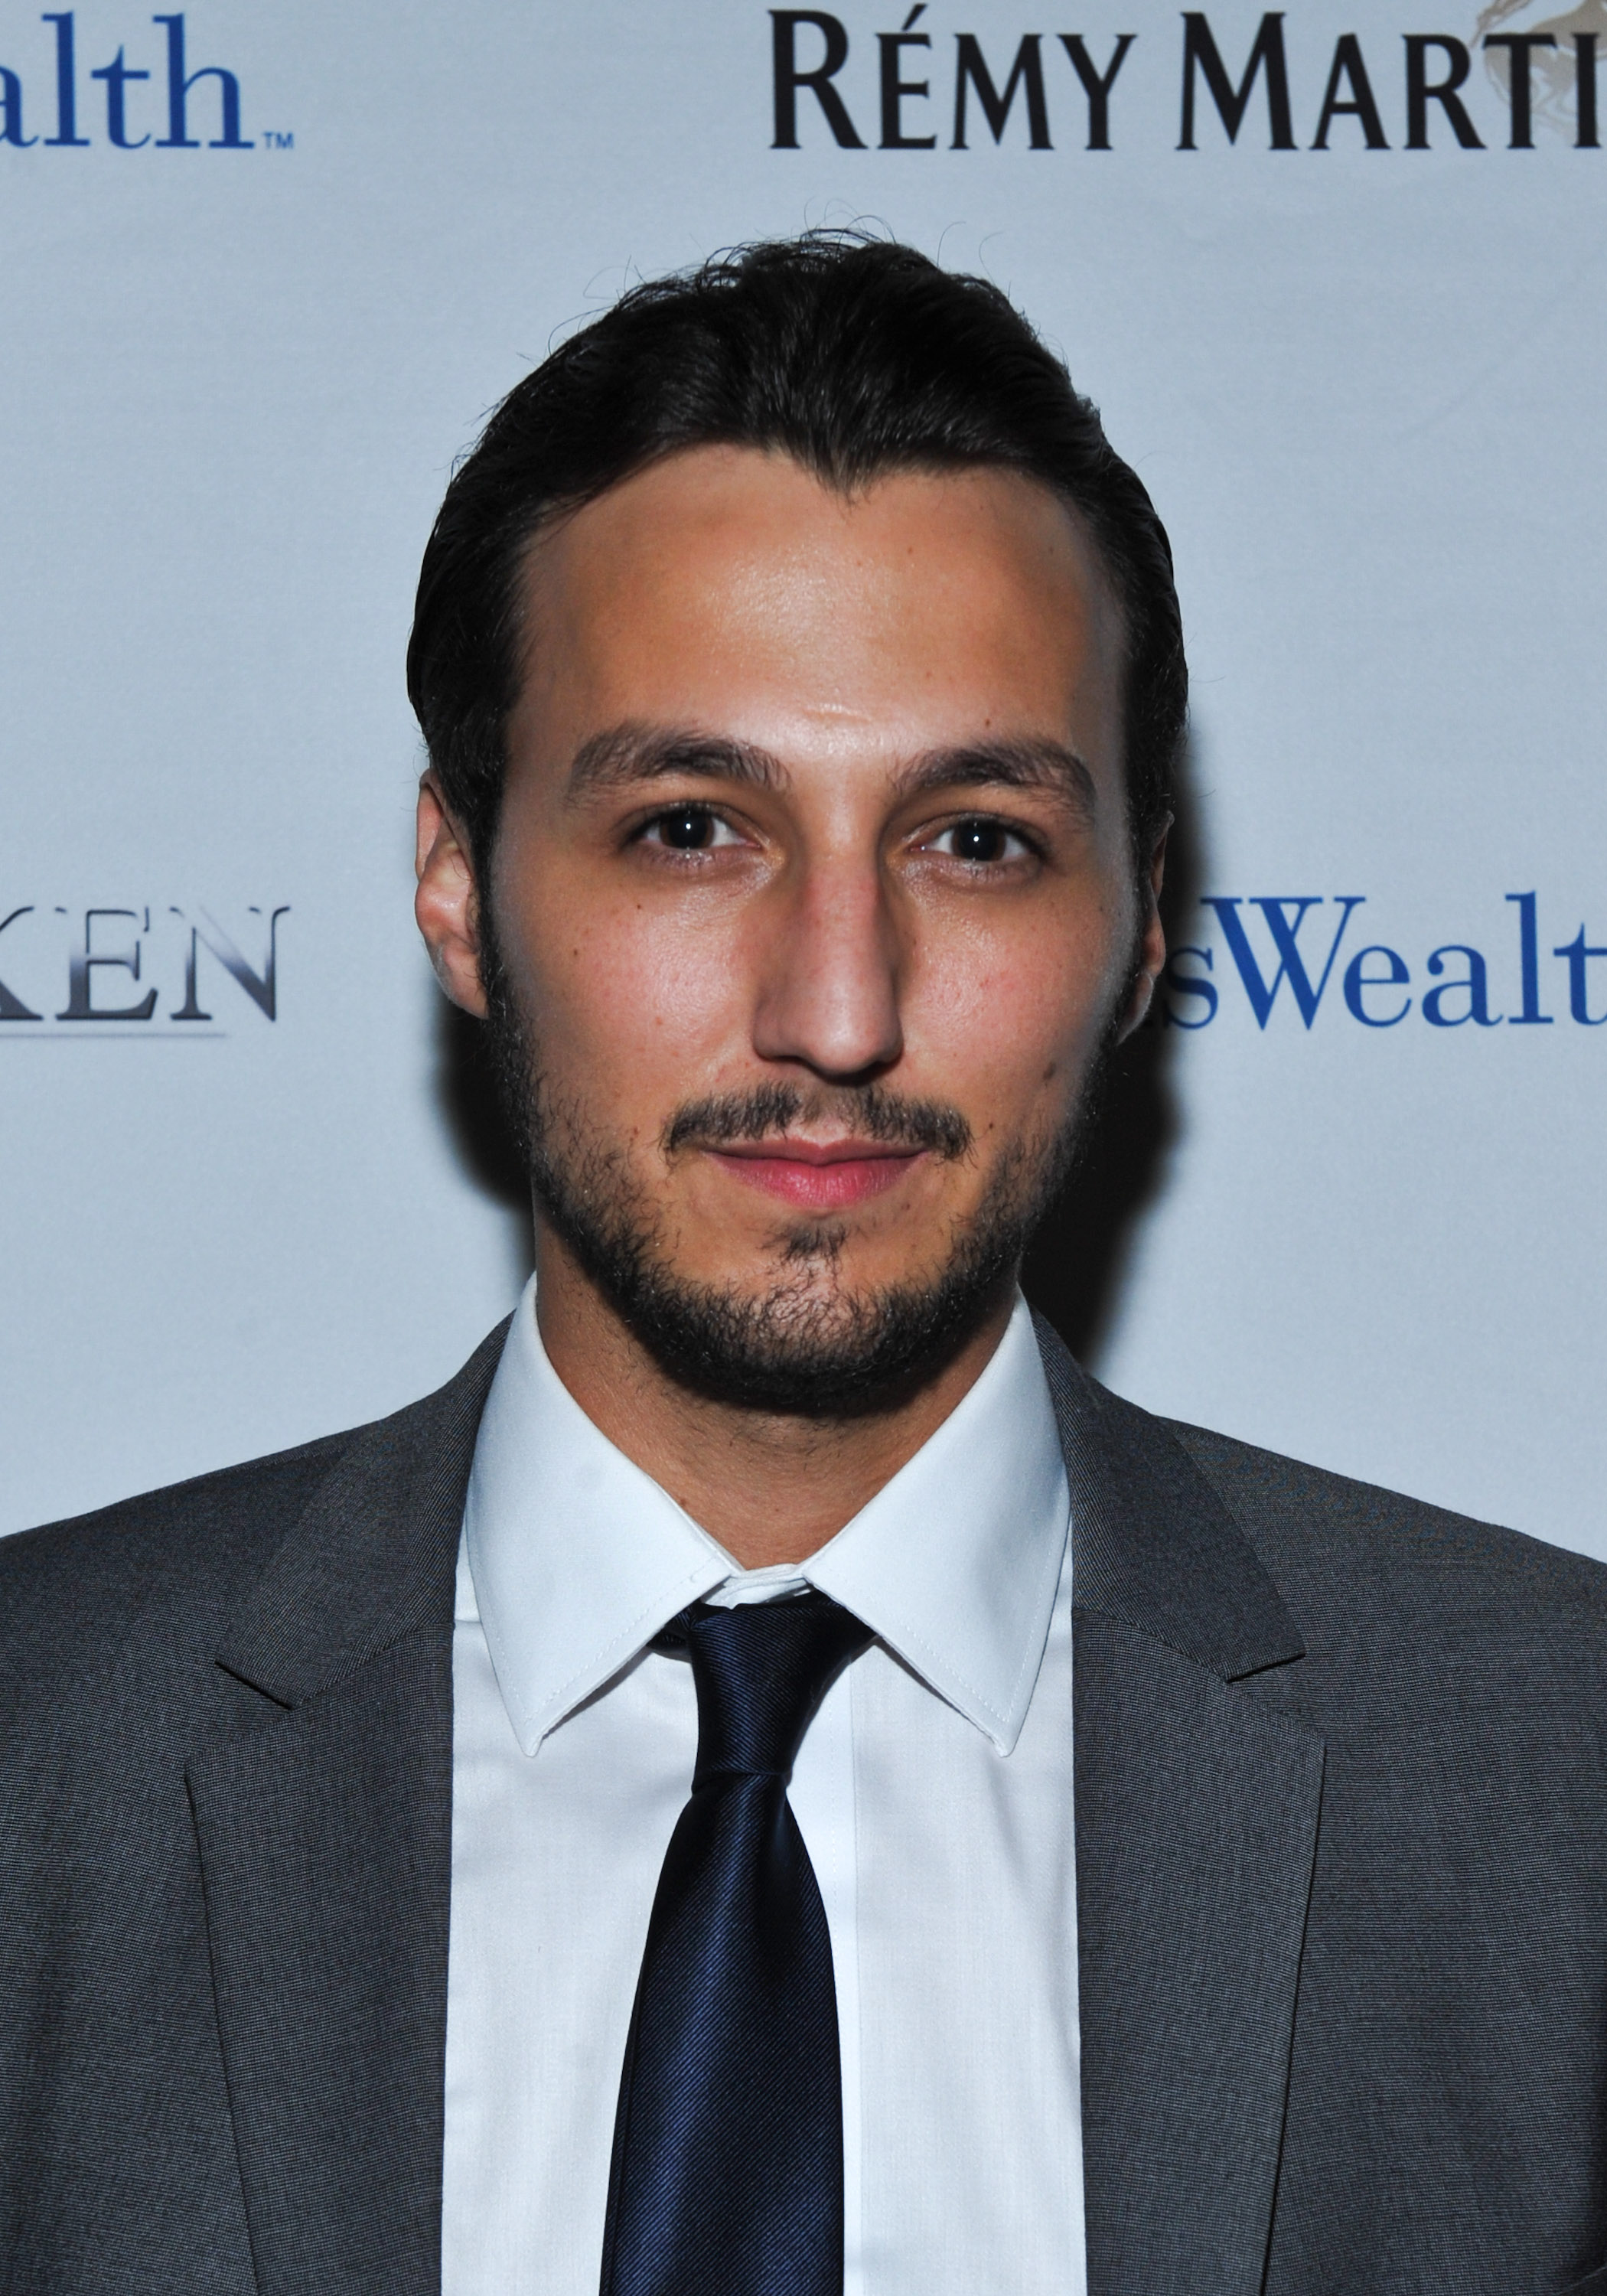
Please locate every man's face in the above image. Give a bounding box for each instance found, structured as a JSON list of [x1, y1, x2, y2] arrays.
[[420, 445, 1164, 1411]]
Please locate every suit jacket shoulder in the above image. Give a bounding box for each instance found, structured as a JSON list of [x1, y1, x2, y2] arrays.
[[1166, 1403, 1607, 1616], [0, 1324, 510, 1733], [1156, 1404, 1607, 1724], [0, 1428, 348, 1743], [0, 1327, 505, 2296], [1067, 1382, 1607, 2296]]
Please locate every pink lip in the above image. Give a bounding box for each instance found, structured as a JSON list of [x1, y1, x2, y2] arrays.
[[706, 1139, 924, 1211]]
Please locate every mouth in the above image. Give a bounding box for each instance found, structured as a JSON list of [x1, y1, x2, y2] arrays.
[[703, 1137, 927, 1212]]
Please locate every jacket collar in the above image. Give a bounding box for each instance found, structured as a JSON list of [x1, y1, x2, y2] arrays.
[[190, 1328, 508, 2296], [215, 1307, 1299, 1714], [1035, 1313, 1321, 2296], [214, 1319, 508, 1708], [1034, 1309, 1305, 1681]]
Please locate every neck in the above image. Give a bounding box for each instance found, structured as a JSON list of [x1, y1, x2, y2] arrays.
[[530, 1225, 1015, 1567]]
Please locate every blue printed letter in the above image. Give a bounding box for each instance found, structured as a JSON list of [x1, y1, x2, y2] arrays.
[[1201, 895, 1364, 1028], [1343, 944, 1410, 1026], [1161, 944, 1217, 1028], [1423, 944, 1498, 1026], [1553, 927, 1607, 1025]]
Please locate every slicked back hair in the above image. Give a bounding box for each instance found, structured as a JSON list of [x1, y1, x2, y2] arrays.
[[407, 233, 1185, 899]]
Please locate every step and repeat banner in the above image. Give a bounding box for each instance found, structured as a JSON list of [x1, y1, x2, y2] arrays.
[[2, 0, 1602, 1555]]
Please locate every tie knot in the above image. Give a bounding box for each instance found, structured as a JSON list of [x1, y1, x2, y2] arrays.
[[665, 1592, 872, 1786]]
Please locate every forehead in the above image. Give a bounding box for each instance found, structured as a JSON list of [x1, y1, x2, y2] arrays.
[[511, 445, 1123, 770]]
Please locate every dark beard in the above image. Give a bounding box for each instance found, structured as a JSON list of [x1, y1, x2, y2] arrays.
[[479, 921, 1116, 1420]]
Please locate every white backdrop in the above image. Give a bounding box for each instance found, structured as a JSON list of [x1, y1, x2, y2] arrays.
[[3, 0, 1603, 1557]]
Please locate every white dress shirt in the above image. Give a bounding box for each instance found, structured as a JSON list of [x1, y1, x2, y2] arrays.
[[442, 1276, 1085, 2296]]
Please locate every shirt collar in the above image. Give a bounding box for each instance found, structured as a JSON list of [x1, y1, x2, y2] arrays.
[[464, 1278, 1070, 1757]]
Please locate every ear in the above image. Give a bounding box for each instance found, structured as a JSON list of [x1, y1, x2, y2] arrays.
[[415, 775, 489, 1019], [1114, 820, 1170, 1041]]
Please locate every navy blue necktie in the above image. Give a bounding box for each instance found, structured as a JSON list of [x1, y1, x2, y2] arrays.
[[601, 1591, 873, 2296]]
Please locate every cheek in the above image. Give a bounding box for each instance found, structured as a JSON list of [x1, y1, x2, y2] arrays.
[[497, 862, 753, 1107], [908, 899, 1128, 1112]]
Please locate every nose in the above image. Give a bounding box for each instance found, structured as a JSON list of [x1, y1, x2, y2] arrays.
[[750, 851, 905, 1082]]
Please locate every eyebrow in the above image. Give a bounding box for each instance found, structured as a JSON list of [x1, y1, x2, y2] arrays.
[[564, 722, 1097, 817], [565, 723, 790, 802], [892, 739, 1098, 819]]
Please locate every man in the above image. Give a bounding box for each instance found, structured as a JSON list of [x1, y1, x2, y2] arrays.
[[2, 234, 1605, 2296]]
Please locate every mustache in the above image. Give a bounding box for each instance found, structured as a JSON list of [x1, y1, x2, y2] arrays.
[[660, 1082, 973, 1163]]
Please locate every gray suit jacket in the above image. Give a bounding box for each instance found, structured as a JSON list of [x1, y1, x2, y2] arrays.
[[3, 1316, 1606, 2296]]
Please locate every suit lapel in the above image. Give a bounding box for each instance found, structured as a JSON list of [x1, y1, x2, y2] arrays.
[[1036, 1319, 1325, 2296], [186, 1325, 506, 2296]]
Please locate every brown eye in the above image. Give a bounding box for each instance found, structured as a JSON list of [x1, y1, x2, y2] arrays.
[[937, 818, 1031, 864], [953, 820, 1006, 863], [640, 806, 745, 853], [658, 807, 717, 850]]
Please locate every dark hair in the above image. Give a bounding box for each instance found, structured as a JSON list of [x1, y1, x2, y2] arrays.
[[407, 233, 1185, 894]]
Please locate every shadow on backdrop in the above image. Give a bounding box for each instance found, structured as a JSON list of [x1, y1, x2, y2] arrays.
[[1022, 754, 1200, 1364], [433, 999, 536, 1273], [432, 748, 1199, 1370]]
